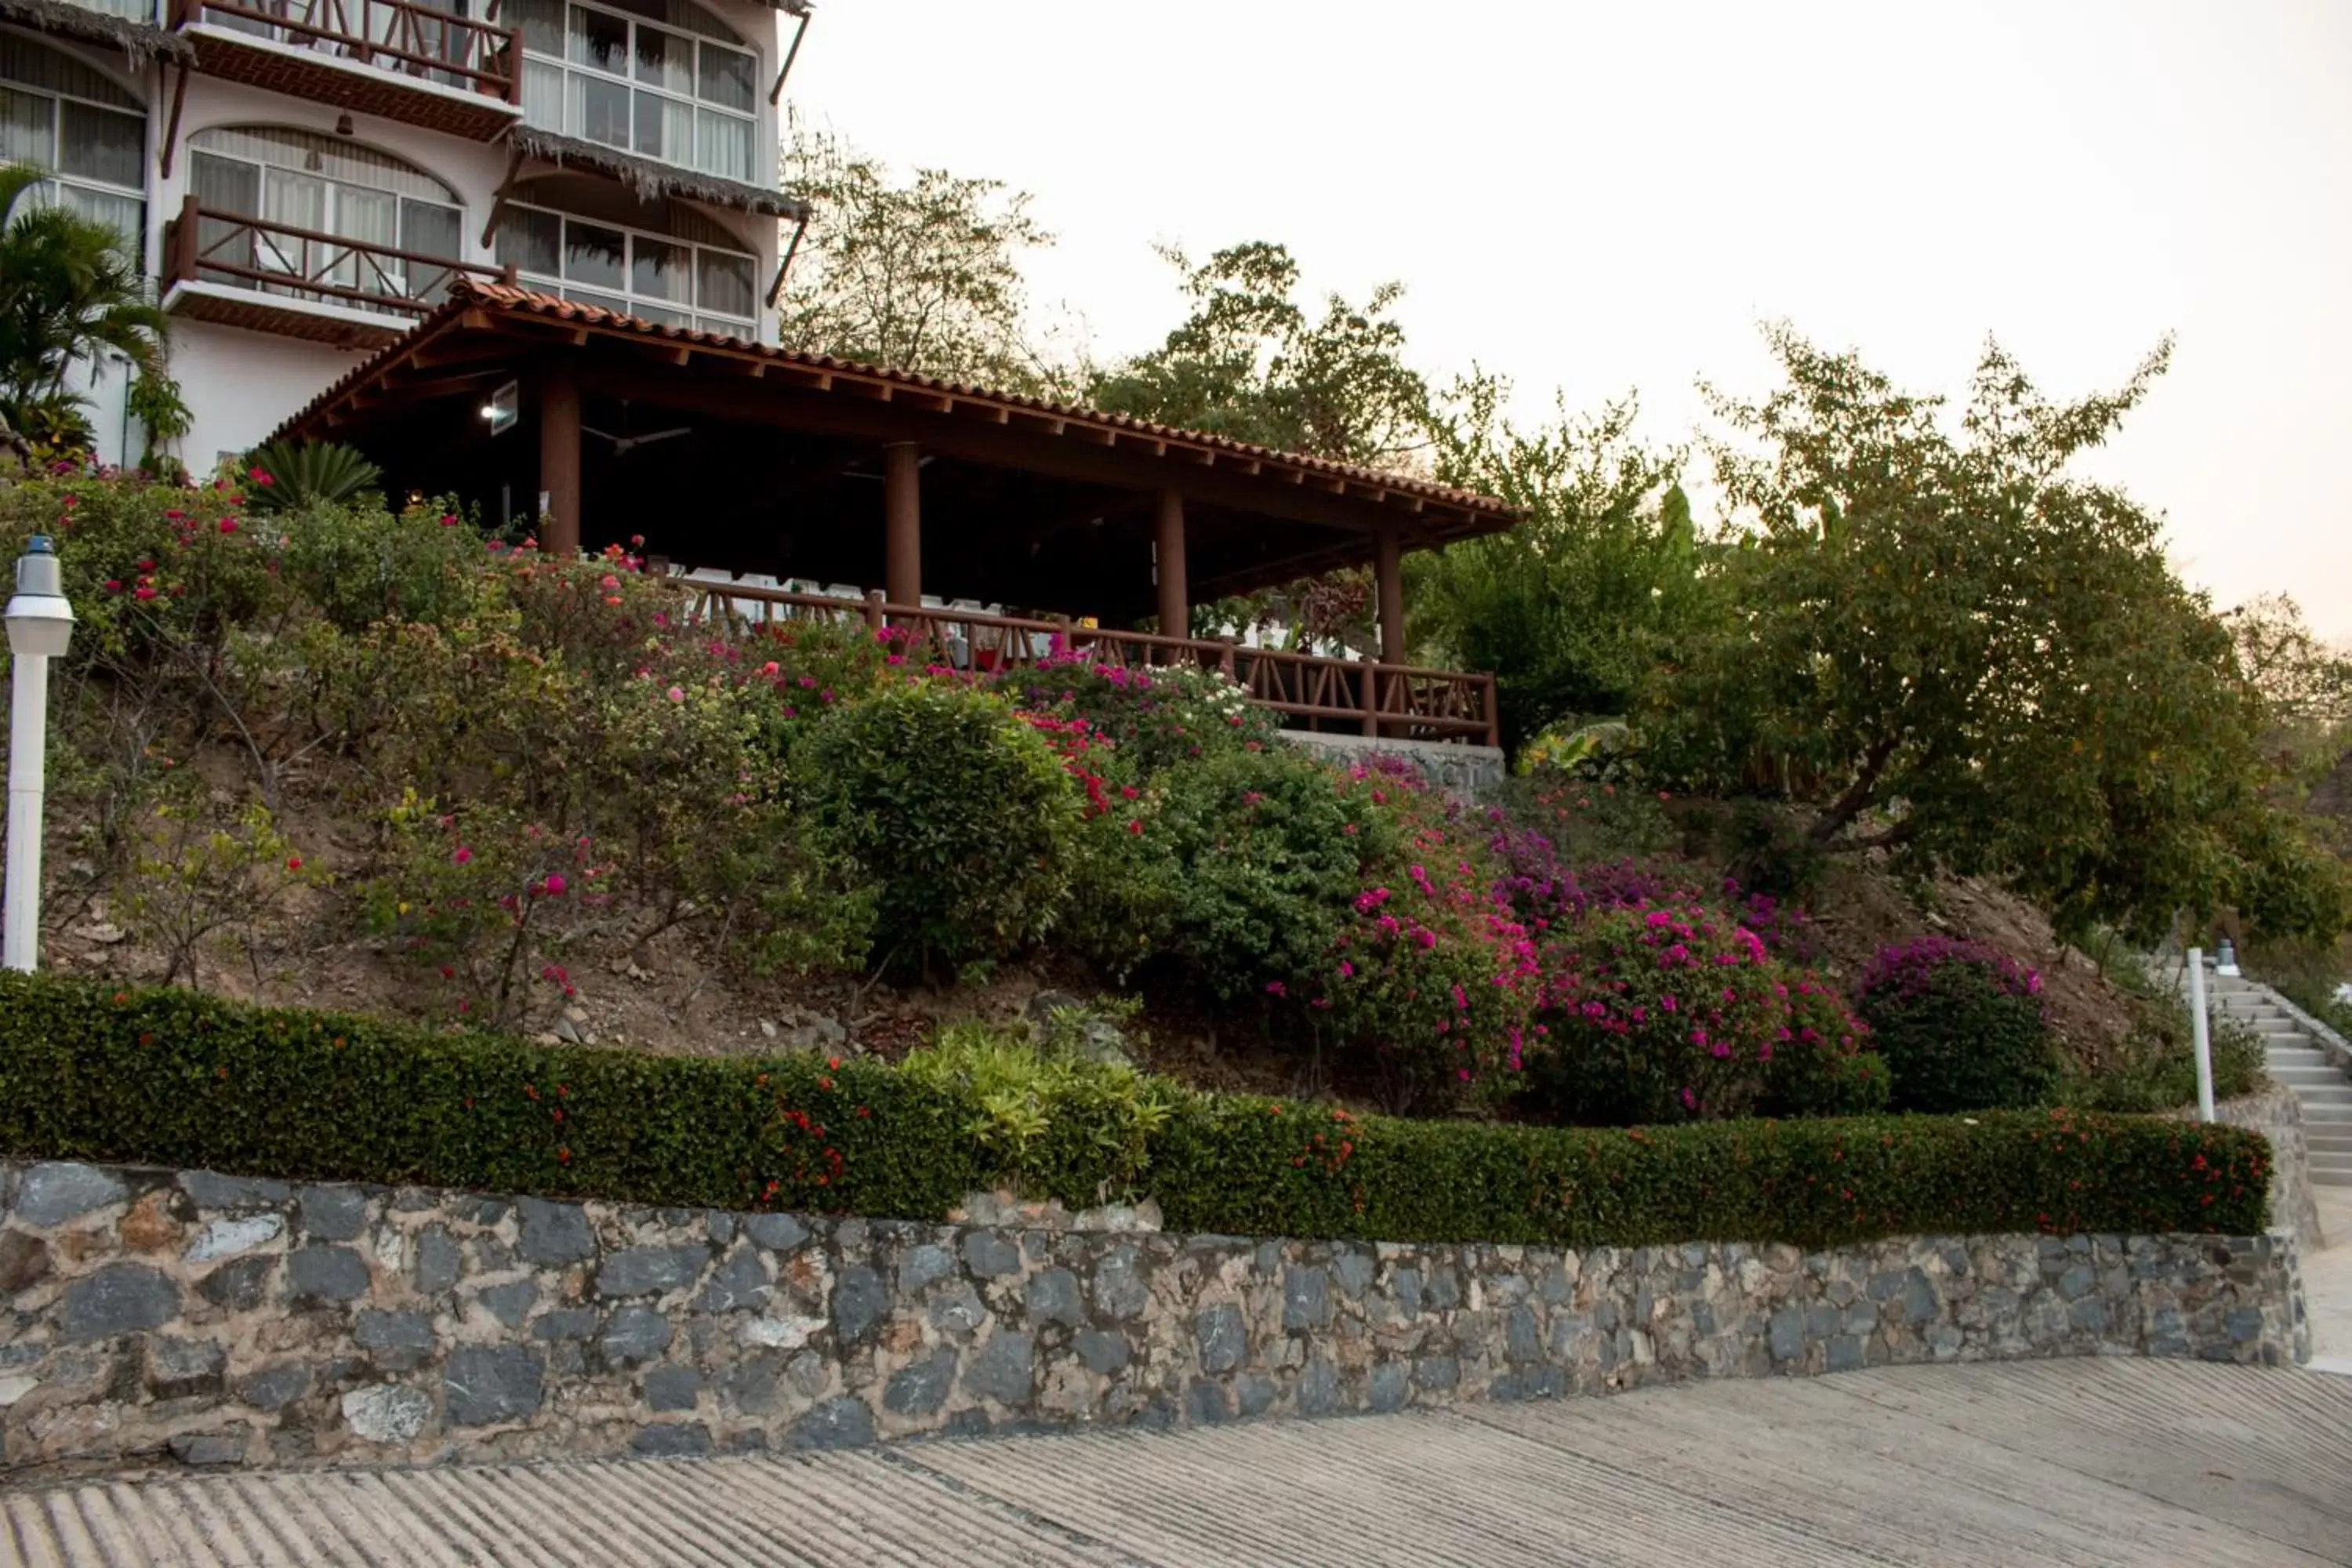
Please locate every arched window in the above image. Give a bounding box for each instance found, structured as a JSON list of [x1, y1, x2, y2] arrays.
[[495, 172, 756, 333], [0, 35, 145, 245], [510, 0, 757, 182], [188, 127, 463, 306]]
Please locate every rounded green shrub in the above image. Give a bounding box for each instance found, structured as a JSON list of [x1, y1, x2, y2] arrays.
[[795, 679, 1080, 970], [1857, 937, 2055, 1112]]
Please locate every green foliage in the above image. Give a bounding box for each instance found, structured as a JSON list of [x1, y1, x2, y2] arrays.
[[243, 439, 383, 513], [1090, 241, 1436, 467], [993, 655, 1276, 777], [274, 499, 486, 633], [1643, 328, 2350, 946], [1417, 387, 1705, 753], [1858, 941, 2058, 1113], [899, 1020, 1178, 1196], [797, 680, 1082, 970], [0, 164, 166, 421], [1489, 771, 1678, 870], [123, 798, 312, 989], [1134, 743, 1393, 1001], [125, 368, 192, 477], [0, 972, 2272, 1247]]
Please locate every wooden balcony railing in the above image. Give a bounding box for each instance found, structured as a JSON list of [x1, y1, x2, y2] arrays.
[[165, 196, 514, 319], [171, 0, 523, 105], [680, 580, 1501, 746]]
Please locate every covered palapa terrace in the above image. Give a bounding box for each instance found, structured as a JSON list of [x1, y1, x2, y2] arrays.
[[271, 280, 1519, 742]]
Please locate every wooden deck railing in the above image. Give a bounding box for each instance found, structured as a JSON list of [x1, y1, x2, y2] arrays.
[[172, 0, 524, 103], [680, 579, 1501, 746], [165, 197, 514, 317]]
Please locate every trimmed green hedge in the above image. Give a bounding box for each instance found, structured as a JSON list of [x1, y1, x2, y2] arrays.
[[0, 974, 2271, 1247]]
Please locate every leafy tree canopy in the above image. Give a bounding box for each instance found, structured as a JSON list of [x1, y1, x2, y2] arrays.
[[1413, 377, 1703, 752], [1639, 325, 2350, 945], [1088, 241, 1436, 469], [0, 163, 168, 445], [775, 124, 1063, 394]]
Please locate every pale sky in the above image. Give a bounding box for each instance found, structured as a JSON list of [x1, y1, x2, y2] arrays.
[[793, 1, 2352, 641]]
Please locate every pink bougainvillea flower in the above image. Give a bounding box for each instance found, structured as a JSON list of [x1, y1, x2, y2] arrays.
[[133, 586, 156, 601], [247, 466, 274, 485], [217, 517, 238, 534], [666, 685, 685, 702], [452, 846, 474, 866], [542, 873, 568, 896], [285, 856, 302, 871], [1265, 980, 1287, 996]]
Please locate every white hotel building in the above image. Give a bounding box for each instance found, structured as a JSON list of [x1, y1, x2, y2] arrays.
[[3, 0, 810, 469]]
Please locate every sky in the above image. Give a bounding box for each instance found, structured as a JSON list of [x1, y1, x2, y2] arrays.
[[791, 1, 2352, 641]]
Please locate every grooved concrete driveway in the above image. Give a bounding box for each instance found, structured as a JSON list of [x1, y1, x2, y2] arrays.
[[5, 1359, 2350, 1566]]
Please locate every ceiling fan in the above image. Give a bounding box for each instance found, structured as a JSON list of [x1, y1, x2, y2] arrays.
[[583, 404, 692, 456]]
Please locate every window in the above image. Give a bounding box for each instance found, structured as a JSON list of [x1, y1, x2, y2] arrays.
[[187, 128, 463, 310], [496, 201, 756, 334], [0, 36, 144, 251], [511, 0, 756, 183]]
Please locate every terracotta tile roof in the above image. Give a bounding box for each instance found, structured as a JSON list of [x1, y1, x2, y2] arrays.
[[280, 279, 1519, 529]]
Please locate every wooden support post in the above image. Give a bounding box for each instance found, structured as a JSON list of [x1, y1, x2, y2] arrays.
[[1154, 488, 1188, 639], [1359, 661, 1378, 738], [1374, 524, 1406, 665], [883, 441, 921, 616], [863, 589, 885, 633], [538, 368, 581, 558]]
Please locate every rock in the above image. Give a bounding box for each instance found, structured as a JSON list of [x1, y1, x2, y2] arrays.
[[515, 1198, 596, 1267], [644, 1365, 702, 1412], [286, 1245, 371, 1303], [898, 1243, 955, 1294], [960, 1230, 1021, 1278], [787, 1397, 876, 1450], [413, 1227, 461, 1294], [146, 1337, 227, 1399], [696, 1250, 772, 1314], [197, 1256, 278, 1312], [928, 1282, 986, 1336], [0, 1232, 52, 1293], [529, 1307, 600, 1342], [1236, 1374, 1278, 1418], [831, 1265, 889, 1344], [0, 1374, 36, 1407], [553, 1018, 585, 1044], [1298, 1359, 1342, 1417], [444, 1346, 543, 1426], [741, 1312, 828, 1350], [632, 1423, 713, 1457], [884, 1350, 957, 1417], [179, 1172, 290, 1209], [355, 1310, 437, 1368], [1022, 991, 1132, 1067], [964, 1330, 1035, 1406], [723, 1355, 783, 1415], [1283, 1266, 1330, 1331], [342, 1383, 433, 1445], [597, 1245, 706, 1298], [61, 1263, 180, 1341], [75, 921, 127, 945], [758, 1018, 779, 1040], [169, 1433, 246, 1468], [1075, 1330, 1131, 1374], [480, 1281, 541, 1329], [1091, 1249, 1149, 1320], [601, 1306, 673, 1365], [238, 1363, 310, 1413], [1194, 1305, 1246, 1374], [17, 1163, 129, 1226], [298, 1185, 371, 1242], [1027, 1267, 1085, 1329], [1369, 1362, 1410, 1414], [187, 1214, 283, 1264], [1185, 1378, 1232, 1425], [743, 1214, 811, 1254], [118, 1191, 181, 1252]]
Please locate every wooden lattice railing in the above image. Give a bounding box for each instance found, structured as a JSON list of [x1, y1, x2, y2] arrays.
[[165, 198, 514, 317], [678, 579, 1500, 746], [172, 0, 524, 102]]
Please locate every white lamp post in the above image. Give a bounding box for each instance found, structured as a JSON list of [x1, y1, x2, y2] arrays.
[[4, 535, 74, 972]]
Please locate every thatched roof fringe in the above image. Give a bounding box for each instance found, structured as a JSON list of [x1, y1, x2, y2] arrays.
[[0, 0, 192, 63], [506, 128, 811, 222]]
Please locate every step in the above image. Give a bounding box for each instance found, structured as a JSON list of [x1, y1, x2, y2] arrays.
[[2274, 1066, 2350, 1088], [2315, 1169, 2352, 1188], [2309, 1137, 2352, 1157], [2267, 1047, 2331, 1068]]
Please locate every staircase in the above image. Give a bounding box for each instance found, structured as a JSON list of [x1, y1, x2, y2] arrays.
[[2206, 968, 2352, 1189]]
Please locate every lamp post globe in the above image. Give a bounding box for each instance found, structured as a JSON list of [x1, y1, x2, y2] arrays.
[[5, 534, 74, 972]]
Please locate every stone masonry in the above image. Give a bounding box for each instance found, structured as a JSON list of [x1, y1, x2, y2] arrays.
[[0, 1160, 2306, 1475]]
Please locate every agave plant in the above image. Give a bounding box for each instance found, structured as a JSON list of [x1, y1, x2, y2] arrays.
[[242, 437, 384, 513]]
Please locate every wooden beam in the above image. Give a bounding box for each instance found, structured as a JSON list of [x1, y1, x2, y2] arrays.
[[538, 368, 581, 558], [479, 144, 526, 250], [1374, 524, 1406, 664], [1155, 488, 1188, 638], [157, 65, 189, 179], [883, 441, 920, 611]]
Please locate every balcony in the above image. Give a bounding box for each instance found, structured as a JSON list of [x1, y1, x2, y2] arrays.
[[167, 0, 524, 140], [162, 197, 514, 348], [681, 583, 1501, 746]]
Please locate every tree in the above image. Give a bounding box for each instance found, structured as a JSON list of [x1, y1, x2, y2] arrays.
[[0, 163, 168, 443], [1413, 377, 1704, 753], [1642, 325, 2348, 944], [774, 124, 1063, 393], [1088, 241, 1437, 469]]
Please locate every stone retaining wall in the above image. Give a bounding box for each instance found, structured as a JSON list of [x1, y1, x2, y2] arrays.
[[0, 1160, 2306, 1475], [1277, 732, 1508, 800]]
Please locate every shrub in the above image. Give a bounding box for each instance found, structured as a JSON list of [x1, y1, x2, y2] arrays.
[[242, 438, 383, 513], [796, 680, 1081, 971], [1858, 937, 2056, 1113], [0, 973, 2274, 1247], [273, 499, 486, 634], [898, 1020, 1178, 1195], [1758, 975, 1889, 1118], [993, 651, 1277, 776]]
